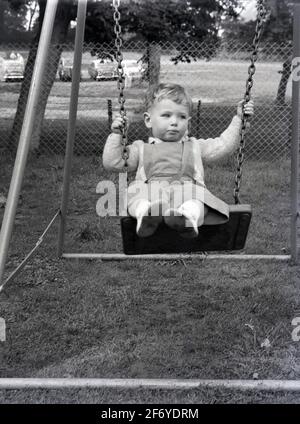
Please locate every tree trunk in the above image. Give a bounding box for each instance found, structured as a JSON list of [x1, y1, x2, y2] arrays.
[[27, 1, 39, 32], [148, 42, 161, 87], [8, 0, 73, 152], [275, 57, 292, 106], [0, 1, 7, 41]]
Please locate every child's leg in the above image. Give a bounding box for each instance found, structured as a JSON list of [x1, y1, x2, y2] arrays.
[[164, 200, 208, 238], [178, 200, 208, 238], [128, 199, 162, 237], [128, 199, 163, 237]]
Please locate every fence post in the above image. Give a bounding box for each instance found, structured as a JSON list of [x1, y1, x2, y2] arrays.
[[107, 99, 113, 130], [196, 100, 201, 138], [290, 4, 300, 264], [57, 0, 87, 257], [0, 0, 59, 287]]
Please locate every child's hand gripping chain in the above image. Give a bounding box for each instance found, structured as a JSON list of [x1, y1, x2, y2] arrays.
[[111, 114, 128, 135], [237, 100, 254, 126]]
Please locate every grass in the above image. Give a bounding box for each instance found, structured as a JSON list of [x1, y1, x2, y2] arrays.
[[0, 153, 299, 403]]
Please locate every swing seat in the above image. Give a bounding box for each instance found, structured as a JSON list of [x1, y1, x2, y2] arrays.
[[121, 204, 252, 255]]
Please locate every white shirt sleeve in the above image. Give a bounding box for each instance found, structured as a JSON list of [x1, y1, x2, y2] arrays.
[[102, 133, 140, 172], [198, 115, 242, 164]]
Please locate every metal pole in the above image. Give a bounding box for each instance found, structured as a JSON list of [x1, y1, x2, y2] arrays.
[[196, 99, 201, 138], [107, 98, 113, 130], [0, 0, 59, 286], [0, 378, 300, 391], [57, 0, 87, 257], [291, 4, 300, 263]]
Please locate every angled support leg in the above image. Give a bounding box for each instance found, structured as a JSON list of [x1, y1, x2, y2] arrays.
[[0, 0, 59, 286]]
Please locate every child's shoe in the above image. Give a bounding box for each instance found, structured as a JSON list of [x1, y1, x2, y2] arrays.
[[135, 200, 163, 237], [165, 200, 204, 239]]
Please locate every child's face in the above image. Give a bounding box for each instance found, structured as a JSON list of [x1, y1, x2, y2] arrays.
[[144, 99, 190, 142]]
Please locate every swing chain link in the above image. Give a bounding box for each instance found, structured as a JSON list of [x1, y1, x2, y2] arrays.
[[112, 0, 129, 172], [234, 0, 267, 204]]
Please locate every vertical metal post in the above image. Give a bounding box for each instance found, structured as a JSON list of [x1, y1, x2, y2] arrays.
[[57, 0, 87, 257], [0, 0, 59, 287], [107, 99, 113, 130], [196, 100, 201, 138], [291, 4, 300, 263]]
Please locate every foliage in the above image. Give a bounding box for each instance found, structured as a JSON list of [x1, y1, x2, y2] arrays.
[[222, 0, 300, 44], [85, 0, 116, 58], [1, 0, 243, 59], [86, 0, 242, 62], [0, 0, 33, 42], [0, 0, 78, 44]]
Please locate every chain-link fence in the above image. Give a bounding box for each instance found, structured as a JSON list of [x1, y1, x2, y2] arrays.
[[0, 40, 293, 160]]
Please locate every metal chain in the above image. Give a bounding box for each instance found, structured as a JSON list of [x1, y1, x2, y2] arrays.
[[112, 0, 129, 172], [233, 0, 267, 204]]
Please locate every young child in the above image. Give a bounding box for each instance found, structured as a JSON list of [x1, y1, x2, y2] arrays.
[[103, 83, 254, 238]]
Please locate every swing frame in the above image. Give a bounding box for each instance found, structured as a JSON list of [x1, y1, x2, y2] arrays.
[[56, 0, 298, 262], [0, 0, 299, 288], [0, 0, 299, 396]]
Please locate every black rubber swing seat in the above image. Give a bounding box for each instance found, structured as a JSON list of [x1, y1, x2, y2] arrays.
[[121, 204, 252, 255]]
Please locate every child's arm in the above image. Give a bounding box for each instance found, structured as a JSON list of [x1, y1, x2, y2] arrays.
[[102, 115, 139, 172], [198, 100, 254, 164]]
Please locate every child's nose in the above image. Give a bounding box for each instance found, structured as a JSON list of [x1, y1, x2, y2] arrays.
[[170, 116, 178, 125]]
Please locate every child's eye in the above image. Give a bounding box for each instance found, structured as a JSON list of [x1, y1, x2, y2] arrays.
[[161, 113, 170, 117], [180, 115, 187, 120]]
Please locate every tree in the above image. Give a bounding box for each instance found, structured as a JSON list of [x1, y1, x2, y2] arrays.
[[26, 1, 39, 31], [8, 0, 77, 152], [0, 0, 30, 42], [222, 0, 300, 105], [264, 0, 295, 105], [88, 0, 242, 85]]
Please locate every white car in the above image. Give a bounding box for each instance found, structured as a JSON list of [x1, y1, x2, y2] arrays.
[[123, 60, 145, 85], [2, 52, 24, 82], [123, 60, 143, 76], [88, 59, 118, 81]]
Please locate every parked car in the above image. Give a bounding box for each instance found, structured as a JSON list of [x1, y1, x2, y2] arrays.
[[123, 59, 145, 87], [123, 59, 144, 78], [88, 59, 118, 81], [58, 58, 82, 82], [2, 52, 24, 82]]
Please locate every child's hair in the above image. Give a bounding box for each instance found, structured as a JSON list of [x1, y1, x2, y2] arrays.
[[144, 83, 193, 116]]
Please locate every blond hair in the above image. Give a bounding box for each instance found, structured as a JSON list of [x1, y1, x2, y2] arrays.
[[145, 83, 193, 115]]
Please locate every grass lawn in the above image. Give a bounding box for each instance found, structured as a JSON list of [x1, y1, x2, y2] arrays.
[[0, 153, 299, 403]]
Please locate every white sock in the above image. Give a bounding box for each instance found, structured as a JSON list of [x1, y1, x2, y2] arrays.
[[134, 200, 162, 237], [177, 200, 205, 231], [129, 199, 151, 219]]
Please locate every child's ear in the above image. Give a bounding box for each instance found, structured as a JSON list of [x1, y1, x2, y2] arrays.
[[144, 112, 152, 129]]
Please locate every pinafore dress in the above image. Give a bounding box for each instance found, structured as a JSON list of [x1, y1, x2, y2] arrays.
[[127, 141, 229, 225]]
